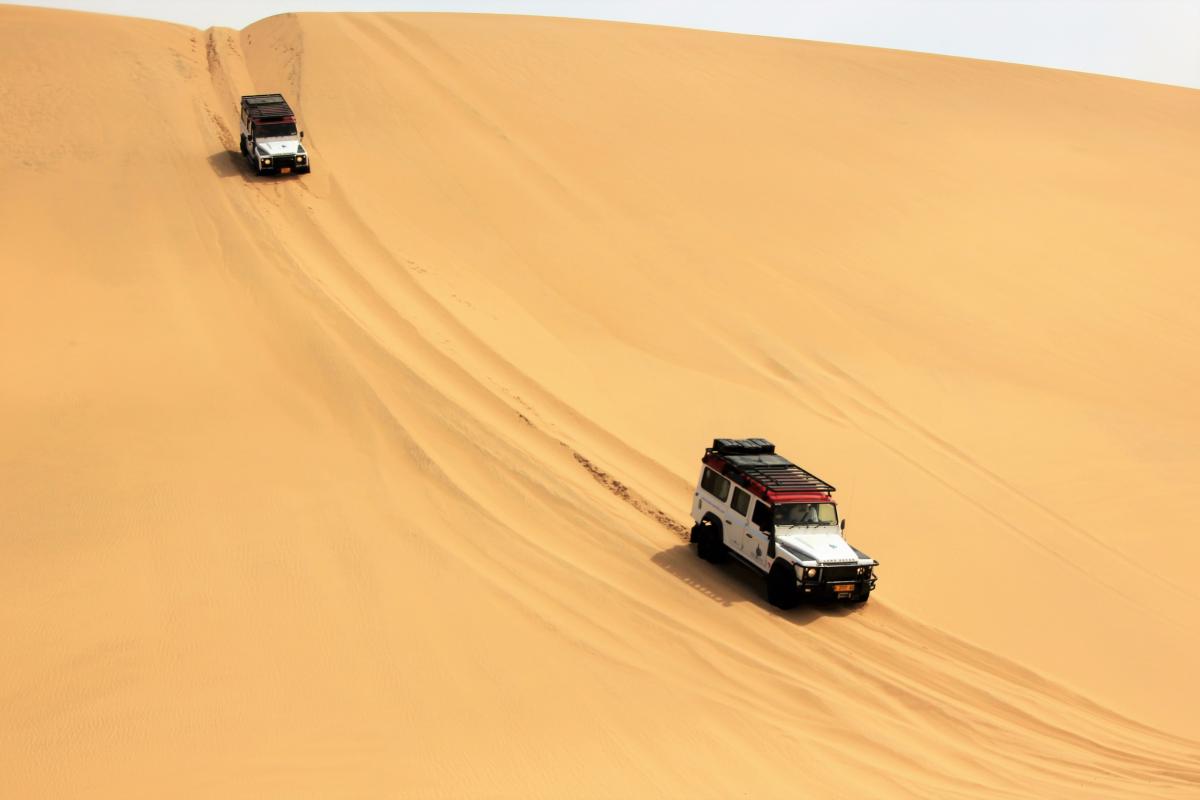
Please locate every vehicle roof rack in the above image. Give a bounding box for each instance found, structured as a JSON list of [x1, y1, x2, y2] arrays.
[[241, 93, 294, 120], [704, 438, 836, 496], [726, 456, 836, 494]]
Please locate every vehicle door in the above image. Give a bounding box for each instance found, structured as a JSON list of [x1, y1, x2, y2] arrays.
[[727, 487, 753, 557], [697, 467, 737, 551], [747, 499, 775, 570]]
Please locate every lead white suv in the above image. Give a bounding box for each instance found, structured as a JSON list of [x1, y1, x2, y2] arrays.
[[689, 438, 877, 608]]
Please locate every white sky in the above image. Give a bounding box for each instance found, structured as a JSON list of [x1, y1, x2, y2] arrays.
[[16, 0, 1200, 88]]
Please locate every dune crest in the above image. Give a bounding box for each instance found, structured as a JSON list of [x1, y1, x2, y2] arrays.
[[2, 6, 1198, 796]]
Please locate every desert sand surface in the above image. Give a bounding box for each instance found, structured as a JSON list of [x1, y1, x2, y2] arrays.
[[2, 5, 1199, 797]]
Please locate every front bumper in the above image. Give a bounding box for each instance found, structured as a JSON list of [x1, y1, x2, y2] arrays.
[[258, 154, 309, 174], [798, 569, 877, 599]]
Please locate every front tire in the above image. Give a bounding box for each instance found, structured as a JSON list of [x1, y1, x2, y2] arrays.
[[851, 587, 872, 604], [767, 562, 799, 609], [239, 134, 248, 156]]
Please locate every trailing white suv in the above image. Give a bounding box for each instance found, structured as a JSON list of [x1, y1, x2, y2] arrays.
[[239, 93, 311, 176], [689, 438, 878, 608]]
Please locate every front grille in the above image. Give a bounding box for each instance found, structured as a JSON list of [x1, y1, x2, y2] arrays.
[[272, 155, 296, 168], [822, 565, 860, 582]]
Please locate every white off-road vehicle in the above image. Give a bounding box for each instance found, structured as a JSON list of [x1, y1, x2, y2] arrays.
[[239, 93, 310, 176], [690, 438, 878, 608]]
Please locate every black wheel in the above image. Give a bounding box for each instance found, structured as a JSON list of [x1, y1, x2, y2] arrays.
[[696, 522, 715, 561], [767, 562, 799, 609], [297, 165, 311, 174], [695, 516, 726, 563], [239, 134, 248, 156], [851, 587, 871, 604]]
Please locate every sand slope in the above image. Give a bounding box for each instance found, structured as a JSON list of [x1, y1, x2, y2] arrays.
[[2, 6, 1199, 797]]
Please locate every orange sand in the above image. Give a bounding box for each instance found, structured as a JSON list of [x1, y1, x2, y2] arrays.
[[2, 6, 1198, 797]]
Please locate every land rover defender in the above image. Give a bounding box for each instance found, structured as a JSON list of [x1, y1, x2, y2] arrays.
[[239, 93, 310, 176], [690, 438, 878, 608]]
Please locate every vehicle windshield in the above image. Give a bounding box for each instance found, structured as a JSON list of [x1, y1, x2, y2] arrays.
[[255, 122, 297, 138], [774, 503, 838, 527]]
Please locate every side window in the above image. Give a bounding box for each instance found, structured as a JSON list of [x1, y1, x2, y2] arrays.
[[730, 487, 750, 516], [699, 468, 731, 502], [751, 500, 774, 532]]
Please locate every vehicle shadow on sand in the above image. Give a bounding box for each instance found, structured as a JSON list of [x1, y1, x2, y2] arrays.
[[650, 544, 863, 626], [207, 150, 304, 182]]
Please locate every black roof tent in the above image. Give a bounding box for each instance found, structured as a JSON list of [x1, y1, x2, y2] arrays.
[[710, 438, 775, 455]]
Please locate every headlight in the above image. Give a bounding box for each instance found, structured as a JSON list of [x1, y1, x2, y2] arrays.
[[297, 155, 306, 163], [856, 566, 865, 575], [805, 567, 817, 578], [262, 158, 272, 165]]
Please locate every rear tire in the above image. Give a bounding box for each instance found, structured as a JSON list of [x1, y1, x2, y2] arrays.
[[767, 562, 800, 609], [695, 517, 726, 563], [239, 134, 248, 156]]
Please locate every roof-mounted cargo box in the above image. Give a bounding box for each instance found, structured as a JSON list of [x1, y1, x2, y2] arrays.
[[710, 438, 775, 456]]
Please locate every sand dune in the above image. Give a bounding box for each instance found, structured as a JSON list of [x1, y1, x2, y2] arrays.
[[2, 5, 1199, 797]]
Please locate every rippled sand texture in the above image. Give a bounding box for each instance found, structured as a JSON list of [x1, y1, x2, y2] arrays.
[[2, 6, 1199, 797]]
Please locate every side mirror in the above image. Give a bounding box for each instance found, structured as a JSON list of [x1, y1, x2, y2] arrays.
[[840, 519, 846, 531], [767, 532, 776, 559], [300, 131, 305, 139]]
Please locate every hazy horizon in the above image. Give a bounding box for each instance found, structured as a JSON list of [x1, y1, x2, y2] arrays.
[[11, 0, 1200, 89]]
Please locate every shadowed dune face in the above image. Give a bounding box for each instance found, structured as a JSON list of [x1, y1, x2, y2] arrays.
[[2, 6, 1199, 797]]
